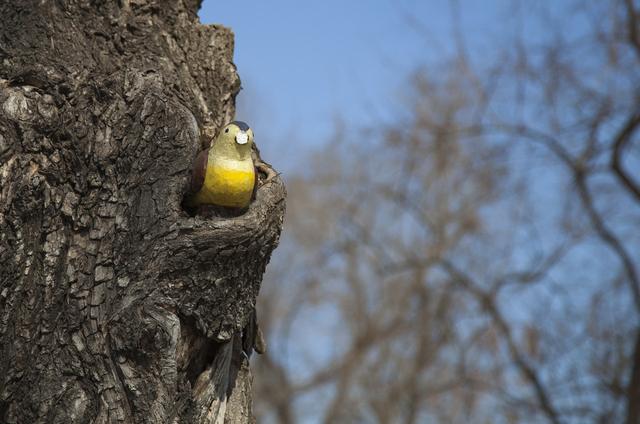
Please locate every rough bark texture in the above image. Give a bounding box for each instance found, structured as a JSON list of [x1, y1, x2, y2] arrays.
[[0, 1, 285, 423]]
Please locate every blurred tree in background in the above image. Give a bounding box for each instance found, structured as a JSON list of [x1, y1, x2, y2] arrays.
[[253, 1, 640, 423]]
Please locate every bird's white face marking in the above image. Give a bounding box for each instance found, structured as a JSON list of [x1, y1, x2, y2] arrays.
[[236, 132, 248, 145]]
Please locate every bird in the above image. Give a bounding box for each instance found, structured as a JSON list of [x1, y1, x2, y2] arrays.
[[186, 121, 257, 209]]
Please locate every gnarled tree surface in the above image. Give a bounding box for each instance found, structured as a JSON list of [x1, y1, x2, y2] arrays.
[[0, 1, 285, 423]]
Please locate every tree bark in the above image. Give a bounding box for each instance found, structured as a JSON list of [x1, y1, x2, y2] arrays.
[[0, 1, 285, 423]]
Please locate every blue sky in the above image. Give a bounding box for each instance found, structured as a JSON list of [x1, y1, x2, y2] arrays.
[[199, 0, 511, 170]]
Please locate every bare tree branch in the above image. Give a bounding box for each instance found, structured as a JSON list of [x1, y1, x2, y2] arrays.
[[574, 170, 640, 311], [625, 0, 640, 60], [440, 260, 562, 424], [611, 111, 640, 203]]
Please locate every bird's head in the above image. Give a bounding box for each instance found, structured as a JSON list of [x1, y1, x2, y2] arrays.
[[214, 121, 254, 159]]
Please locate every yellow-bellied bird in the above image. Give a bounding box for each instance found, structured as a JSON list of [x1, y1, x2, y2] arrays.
[[187, 121, 256, 209]]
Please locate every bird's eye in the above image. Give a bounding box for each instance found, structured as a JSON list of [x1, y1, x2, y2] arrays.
[[224, 128, 229, 133]]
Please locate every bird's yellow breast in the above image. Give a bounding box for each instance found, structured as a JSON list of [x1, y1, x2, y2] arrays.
[[193, 158, 255, 208]]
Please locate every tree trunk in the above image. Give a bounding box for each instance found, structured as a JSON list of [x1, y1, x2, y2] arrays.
[[0, 1, 285, 423]]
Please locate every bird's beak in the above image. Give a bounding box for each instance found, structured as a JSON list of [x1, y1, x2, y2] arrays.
[[236, 132, 248, 145]]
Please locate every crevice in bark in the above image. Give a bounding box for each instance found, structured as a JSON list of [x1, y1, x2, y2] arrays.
[[178, 315, 224, 389]]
